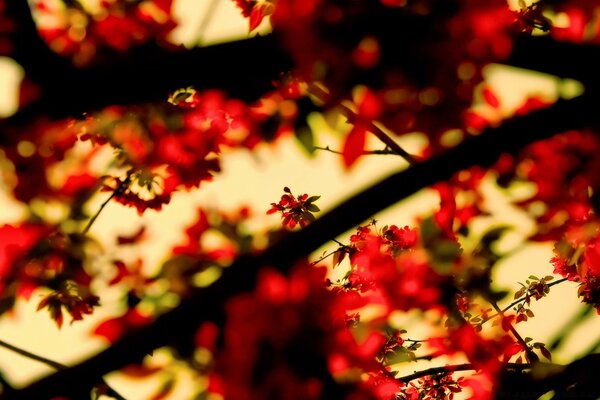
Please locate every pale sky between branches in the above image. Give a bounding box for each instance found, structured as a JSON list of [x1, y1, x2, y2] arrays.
[[0, 1, 598, 399]]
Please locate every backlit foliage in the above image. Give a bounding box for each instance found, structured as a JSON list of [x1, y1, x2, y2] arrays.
[[0, 0, 599, 399]]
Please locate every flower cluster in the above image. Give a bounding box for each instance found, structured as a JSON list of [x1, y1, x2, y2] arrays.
[[267, 187, 320, 228], [33, 0, 177, 65], [551, 222, 600, 312]]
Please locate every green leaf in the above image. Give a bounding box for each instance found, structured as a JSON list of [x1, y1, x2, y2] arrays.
[[420, 216, 442, 245], [306, 195, 321, 203], [306, 203, 320, 212], [303, 211, 316, 222], [295, 126, 315, 155], [332, 250, 346, 268], [385, 348, 416, 365]]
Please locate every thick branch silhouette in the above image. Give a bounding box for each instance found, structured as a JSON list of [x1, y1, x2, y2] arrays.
[[6, 90, 600, 399], [2, 4, 600, 398]]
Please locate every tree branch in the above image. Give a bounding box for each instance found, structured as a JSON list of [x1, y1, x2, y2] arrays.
[[82, 170, 134, 235], [398, 362, 531, 383], [0, 34, 292, 133], [6, 87, 600, 399], [0, 339, 126, 400]]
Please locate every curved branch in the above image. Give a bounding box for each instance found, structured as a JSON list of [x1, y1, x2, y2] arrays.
[[6, 88, 600, 399], [398, 362, 532, 383], [0, 340, 126, 400]]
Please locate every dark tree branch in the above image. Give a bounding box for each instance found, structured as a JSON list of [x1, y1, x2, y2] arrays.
[[497, 354, 600, 398], [398, 362, 532, 383], [0, 34, 292, 133], [508, 35, 600, 86], [6, 87, 600, 399], [0, 339, 126, 400]]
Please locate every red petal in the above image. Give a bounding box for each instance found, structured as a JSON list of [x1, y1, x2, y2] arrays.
[[355, 87, 383, 120], [342, 124, 367, 168], [463, 111, 489, 132], [93, 317, 124, 343], [117, 226, 146, 245], [482, 87, 500, 108], [433, 183, 456, 238], [249, 4, 268, 31]]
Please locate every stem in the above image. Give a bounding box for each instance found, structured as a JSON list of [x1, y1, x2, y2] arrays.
[[82, 171, 134, 235], [480, 278, 568, 324], [490, 301, 539, 362], [0, 340, 65, 370], [311, 248, 345, 266], [502, 278, 568, 314], [0, 340, 126, 400], [308, 83, 418, 165], [413, 351, 444, 362], [398, 362, 532, 383], [314, 145, 403, 156]]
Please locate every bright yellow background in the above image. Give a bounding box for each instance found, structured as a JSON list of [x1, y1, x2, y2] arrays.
[[0, 1, 597, 398]]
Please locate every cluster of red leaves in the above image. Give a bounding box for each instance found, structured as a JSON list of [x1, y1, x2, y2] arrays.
[[0, 223, 50, 300], [0, 223, 103, 325], [551, 222, 600, 312], [496, 130, 600, 242], [1, 117, 93, 204], [206, 264, 337, 399], [401, 373, 463, 400], [512, 275, 554, 323], [344, 223, 449, 312], [267, 187, 320, 228], [34, 0, 177, 65], [37, 280, 99, 328], [542, 0, 600, 43], [3, 85, 284, 216], [196, 209, 525, 399], [231, 0, 275, 31], [263, 0, 521, 158]]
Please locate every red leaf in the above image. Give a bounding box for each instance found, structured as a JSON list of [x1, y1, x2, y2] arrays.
[[540, 345, 552, 361], [93, 317, 125, 343], [463, 111, 489, 132], [433, 183, 456, 238], [248, 3, 272, 31], [354, 87, 383, 120], [482, 87, 500, 109], [108, 260, 129, 285], [117, 226, 146, 245], [342, 124, 367, 168], [515, 96, 549, 116]]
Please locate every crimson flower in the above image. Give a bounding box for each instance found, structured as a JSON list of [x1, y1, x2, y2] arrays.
[[267, 187, 320, 228]]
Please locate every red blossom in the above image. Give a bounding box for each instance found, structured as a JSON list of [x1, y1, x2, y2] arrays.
[[93, 308, 153, 343], [267, 187, 320, 229]]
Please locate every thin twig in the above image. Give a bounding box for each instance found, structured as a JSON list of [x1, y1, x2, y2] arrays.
[[397, 362, 532, 383], [82, 171, 134, 235], [0, 340, 126, 400], [314, 145, 403, 156], [480, 278, 569, 324], [490, 300, 539, 362], [308, 83, 419, 165], [502, 278, 568, 314], [311, 248, 345, 266], [0, 340, 65, 370]]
